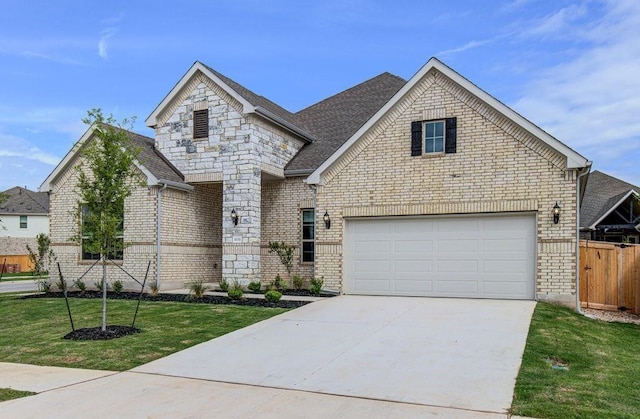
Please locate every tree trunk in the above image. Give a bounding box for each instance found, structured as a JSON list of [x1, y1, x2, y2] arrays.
[[101, 256, 107, 332]]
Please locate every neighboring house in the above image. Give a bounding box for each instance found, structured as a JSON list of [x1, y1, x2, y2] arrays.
[[580, 170, 640, 243], [41, 57, 590, 307], [0, 186, 50, 256]]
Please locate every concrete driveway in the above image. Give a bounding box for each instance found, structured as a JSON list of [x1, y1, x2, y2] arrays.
[[0, 296, 535, 418]]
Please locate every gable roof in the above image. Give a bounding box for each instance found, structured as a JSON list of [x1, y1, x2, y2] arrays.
[[145, 61, 316, 143], [285, 72, 406, 174], [306, 57, 589, 185], [40, 125, 189, 192], [0, 186, 49, 215], [580, 170, 640, 229]]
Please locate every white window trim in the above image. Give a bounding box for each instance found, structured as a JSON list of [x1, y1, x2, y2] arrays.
[[423, 120, 445, 155]]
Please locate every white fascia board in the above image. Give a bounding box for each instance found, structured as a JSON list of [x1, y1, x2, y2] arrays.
[[588, 189, 640, 229], [145, 62, 254, 127], [307, 57, 589, 185], [39, 125, 97, 192]]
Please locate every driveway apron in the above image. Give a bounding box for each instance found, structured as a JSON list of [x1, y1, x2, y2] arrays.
[[135, 295, 535, 414]]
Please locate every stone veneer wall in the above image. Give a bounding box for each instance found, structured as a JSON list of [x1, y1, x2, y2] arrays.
[[159, 183, 221, 288], [48, 158, 157, 291], [315, 69, 578, 306], [0, 237, 36, 255], [261, 177, 315, 284], [153, 71, 307, 284]]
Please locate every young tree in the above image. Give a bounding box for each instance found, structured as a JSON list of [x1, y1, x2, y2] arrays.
[[26, 233, 56, 277], [74, 109, 140, 331], [0, 192, 7, 229]]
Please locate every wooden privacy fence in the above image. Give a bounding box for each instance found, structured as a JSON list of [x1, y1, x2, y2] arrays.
[[0, 255, 34, 274], [579, 240, 640, 314]]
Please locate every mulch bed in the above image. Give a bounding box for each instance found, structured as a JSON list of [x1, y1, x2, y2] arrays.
[[23, 290, 331, 309], [64, 325, 140, 341]]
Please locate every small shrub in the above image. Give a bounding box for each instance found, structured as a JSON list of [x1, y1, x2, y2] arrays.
[[149, 282, 159, 296], [73, 279, 86, 293], [112, 279, 124, 293], [56, 277, 68, 292], [188, 280, 209, 299], [309, 277, 324, 295], [218, 278, 230, 292], [292, 274, 305, 290], [247, 281, 261, 293], [38, 279, 52, 293], [93, 280, 109, 292], [270, 274, 287, 291], [264, 290, 282, 303], [227, 281, 244, 300]]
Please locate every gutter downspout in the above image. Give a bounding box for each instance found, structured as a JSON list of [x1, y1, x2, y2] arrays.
[[575, 162, 592, 314], [156, 182, 169, 290]]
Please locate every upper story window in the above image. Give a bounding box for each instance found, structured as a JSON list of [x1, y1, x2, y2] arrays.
[[411, 117, 457, 156], [424, 121, 445, 154], [19, 215, 27, 229], [301, 209, 315, 263], [193, 109, 209, 139]]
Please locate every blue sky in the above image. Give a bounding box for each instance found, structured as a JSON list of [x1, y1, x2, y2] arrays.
[[1, 0, 639, 192]]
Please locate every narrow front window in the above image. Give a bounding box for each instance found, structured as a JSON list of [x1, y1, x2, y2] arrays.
[[301, 209, 315, 262]]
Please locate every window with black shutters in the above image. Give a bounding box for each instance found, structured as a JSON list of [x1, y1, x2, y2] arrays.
[[193, 109, 209, 139], [411, 117, 457, 156]]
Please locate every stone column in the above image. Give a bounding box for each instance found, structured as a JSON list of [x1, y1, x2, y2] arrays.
[[221, 134, 261, 285]]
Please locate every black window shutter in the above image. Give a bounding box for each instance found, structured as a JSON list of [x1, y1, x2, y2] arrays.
[[193, 109, 209, 139], [411, 121, 422, 156], [445, 117, 457, 154]]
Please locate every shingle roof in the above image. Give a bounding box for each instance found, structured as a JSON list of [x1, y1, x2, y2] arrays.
[[120, 128, 184, 184], [286, 72, 406, 173], [201, 64, 311, 139], [580, 171, 640, 228], [0, 186, 49, 215]]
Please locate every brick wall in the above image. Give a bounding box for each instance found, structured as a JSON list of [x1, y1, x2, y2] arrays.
[[315, 69, 578, 305], [261, 177, 315, 284]]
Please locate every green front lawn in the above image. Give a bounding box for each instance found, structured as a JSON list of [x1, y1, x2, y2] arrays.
[[0, 294, 288, 371], [0, 388, 36, 402], [512, 302, 640, 419], [0, 272, 44, 281]]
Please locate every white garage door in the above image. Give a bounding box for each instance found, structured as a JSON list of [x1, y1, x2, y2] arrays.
[[344, 214, 535, 299]]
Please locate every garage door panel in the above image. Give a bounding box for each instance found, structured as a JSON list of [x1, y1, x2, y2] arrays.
[[394, 260, 433, 273], [394, 279, 433, 293], [438, 239, 478, 252], [437, 259, 478, 273], [436, 279, 478, 294], [345, 214, 535, 299]]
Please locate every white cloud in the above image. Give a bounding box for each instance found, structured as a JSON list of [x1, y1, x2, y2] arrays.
[[0, 133, 60, 166], [525, 4, 589, 37], [98, 27, 118, 59], [512, 0, 640, 185]]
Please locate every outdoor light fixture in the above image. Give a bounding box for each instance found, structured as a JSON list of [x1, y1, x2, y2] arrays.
[[231, 209, 238, 226], [553, 202, 560, 224], [323, 211, 331, 229]]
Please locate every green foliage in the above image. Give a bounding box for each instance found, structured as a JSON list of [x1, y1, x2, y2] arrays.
[[188, 280, 209, 299], [55, 277, 68, 292], [26, 233, 56, 277], [218, 278, 230, 292], [309, 277, 324, 295], [227, 281, 244, 300], [112, 279, 124, 293], [267, 241, 295, 275], [149, 283, 159, 296], [0, 388, 36, 402], [38, 279, 52, 293], [264, 290, 282, 303], [73, 279, 86, 292], [247, 281, 262, 293], [270, 274, 287, 291], [0, 192, 7, 228], [94, 280, 109, 292], [73, 109, 140, 260], [292, 274, 305, 290]]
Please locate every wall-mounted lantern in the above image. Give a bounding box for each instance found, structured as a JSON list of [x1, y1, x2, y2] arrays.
[[231, 209, 238, 226], [323, 211, 331, 229], [553, 202, 560, 224]]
